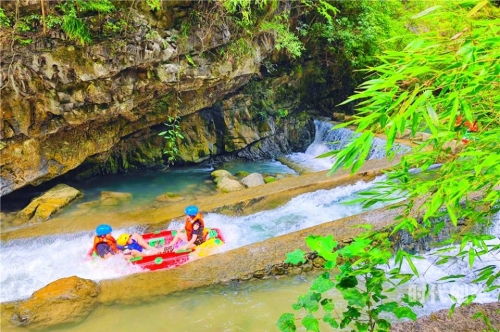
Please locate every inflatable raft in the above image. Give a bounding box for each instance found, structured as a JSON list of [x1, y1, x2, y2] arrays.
[[90, 228, 225, 271], [131, 228, 225, 271]]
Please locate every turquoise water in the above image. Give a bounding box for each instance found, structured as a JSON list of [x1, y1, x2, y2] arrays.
[[75, 162, 295, 201], [71, 161, 296, 204], [66, 166, 218, 208], [217, 159, 297, 176], [57, 161, 297, 214], [0, 160, 297, 216]]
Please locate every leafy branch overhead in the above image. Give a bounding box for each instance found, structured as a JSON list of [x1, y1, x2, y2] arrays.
[[279, 232, 422, 331], [330, 0, 500, 229], [280, 1, 500, 331]]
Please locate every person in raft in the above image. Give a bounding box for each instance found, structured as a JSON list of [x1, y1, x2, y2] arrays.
[[163, 205, 205, 253], [116, 233, 161, 257], [91, 224, 120, 259]]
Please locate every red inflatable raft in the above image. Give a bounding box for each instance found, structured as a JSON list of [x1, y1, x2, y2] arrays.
[[91, 228, 225, 271]]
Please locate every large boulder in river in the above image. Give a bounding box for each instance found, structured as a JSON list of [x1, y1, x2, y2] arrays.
[[10, 276, 100, 329], [211, 169, 245, 192], [16, 184, 82, 223], [216, 176, 245, 193], [241, 173, 265, 188], [211, 169, 233, 183]]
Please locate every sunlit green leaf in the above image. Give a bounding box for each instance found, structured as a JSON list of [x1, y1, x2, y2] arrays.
[[302, 314, 319, 332], [311, 272, 335, 293], [277, 313, 296, 332], [285, 249, 307, 265], [394, 307, 417, 320]]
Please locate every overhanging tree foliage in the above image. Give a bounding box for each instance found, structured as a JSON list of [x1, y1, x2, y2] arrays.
[[278, 1, 500, 331]]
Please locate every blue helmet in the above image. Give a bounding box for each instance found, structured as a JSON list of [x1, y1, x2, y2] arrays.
[[185, 205, 199, 216], [96, 224, 112, 236]]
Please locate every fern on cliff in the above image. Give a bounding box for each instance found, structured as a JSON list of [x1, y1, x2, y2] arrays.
[[58, 0, 115, 45]]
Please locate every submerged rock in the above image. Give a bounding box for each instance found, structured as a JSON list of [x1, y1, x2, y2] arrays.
[[155, 192, 184, 202], [100, 191, 132, 201], [99, 191, 132, 206], [211, 169, 232, 181], [9, 276, 99, 330]]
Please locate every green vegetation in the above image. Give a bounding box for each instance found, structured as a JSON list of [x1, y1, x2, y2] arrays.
[[158, 115, 184, 165], [1, 0, 116, 46], [222, 0, 270, 31], [244, 78, 294, 122], [261, 17, 304, 59], [279, 1, 500, 331], [278, 229, 420, 331], [155, 93, 184, 165], [292, 0, 417, 91], [146, 0, 162, 12], [0, 8, 10, 27], [56, 0, 115, 44], [264, 176, 276, 184]]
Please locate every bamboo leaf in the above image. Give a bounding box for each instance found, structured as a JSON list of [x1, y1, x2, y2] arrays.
[[405, 254, 419, 277], [468, 247, 475, 268], [411, 6, 442, 19], [446, 204, 458, 227], [468, 0, 488, 17], [438, 274, 466, 281]]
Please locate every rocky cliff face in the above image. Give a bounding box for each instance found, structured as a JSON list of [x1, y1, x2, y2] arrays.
[[0, 1, 314, 196]]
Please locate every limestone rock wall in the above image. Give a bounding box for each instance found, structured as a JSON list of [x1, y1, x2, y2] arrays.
[[61, 81, 314, 180], [1, 2, 312, 196]]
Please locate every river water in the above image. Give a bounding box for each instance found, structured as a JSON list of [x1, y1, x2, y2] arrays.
[[0, 176, 387, 303], [1, 120, 498, 331]]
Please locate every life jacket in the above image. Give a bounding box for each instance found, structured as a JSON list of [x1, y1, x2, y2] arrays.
[[184, 212, 204, 241], [92, 234, 119, 254]]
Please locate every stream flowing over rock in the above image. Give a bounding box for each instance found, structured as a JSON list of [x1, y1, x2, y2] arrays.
[[0, 155, 496, 331]]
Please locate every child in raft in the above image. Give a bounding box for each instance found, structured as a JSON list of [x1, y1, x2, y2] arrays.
[[116, 233, 162, 257], [162, 205, 205, 253], [91, 224, 120, 259], [91, 224, 158, 259]]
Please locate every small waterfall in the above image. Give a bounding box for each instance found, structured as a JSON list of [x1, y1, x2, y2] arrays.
[[285, 120, 410, 172]]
